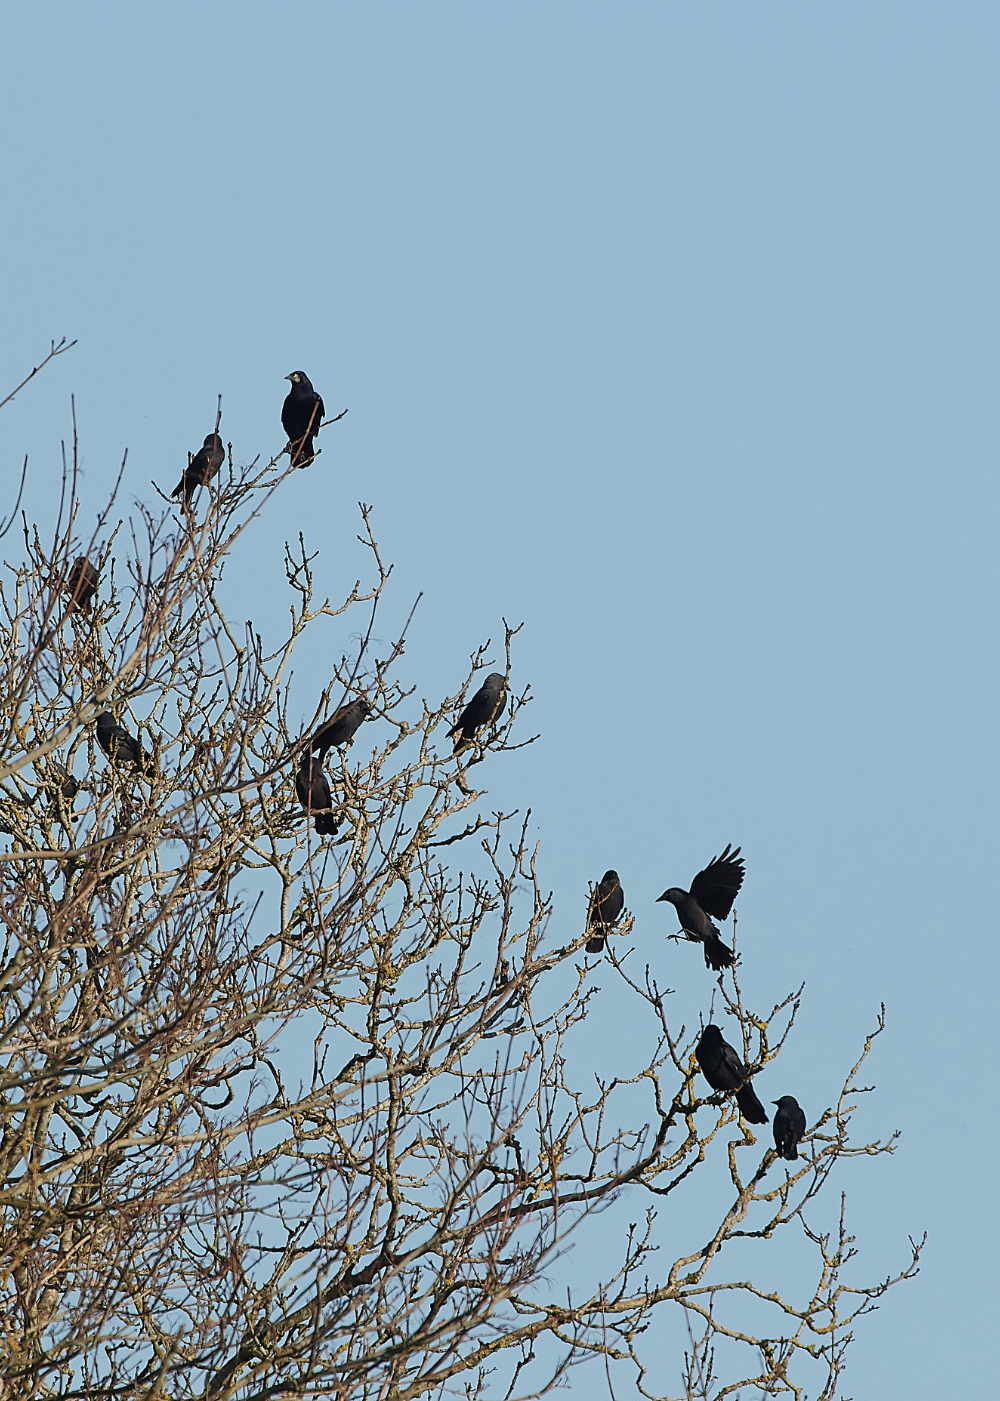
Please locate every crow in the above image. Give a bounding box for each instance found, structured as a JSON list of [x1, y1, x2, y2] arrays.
[[295, 754, 338, 837], [95, 712, 152, 775], [657, 844, 744, 970], [64, 557, 98, 614], [173, 431, 224, 505], [585, 870, 624, 954], [282, 371, 325, 467], [695, 1024, 768, 1124], [312, 698, 371, 761], [772, 1095, 806, 1161], [449, 673, 506, 754]]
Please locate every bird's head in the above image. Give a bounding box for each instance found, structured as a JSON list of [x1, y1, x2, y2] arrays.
[[203, 432, 221, 447], [772, 1096, 798, 1109], [700, 1024, 722, 1043], [657, 887, 684, 906], [602, 870, 619, 885], [285, 370, 308, 384]]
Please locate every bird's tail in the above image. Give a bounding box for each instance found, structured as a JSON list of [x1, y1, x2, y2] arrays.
[[703, 934, 736, 971], [736, 1083, 768, 1124], [780, 1142, 799, 1162], [585, 933, 606, 955], [314, 812, 338, 837]]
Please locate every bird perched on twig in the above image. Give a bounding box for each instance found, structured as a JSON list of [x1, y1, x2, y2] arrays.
[[95, 713, 153, 776], [173, 431, 224, 505], [585, 870, 624, 954], [449, 673, 506, 754], [295, 754, 338, 836], [657, 844, 744, 971], [282, 371, 325, 467], [64, 557, 98, 614], [695, 1024, 768, 1124], [311, 698, 371, 762], [772, 1095, 806, 1160]]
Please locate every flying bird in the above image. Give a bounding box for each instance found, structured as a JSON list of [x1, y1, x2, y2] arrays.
[[772, 1095, 806, 1161], [585, 870, 624, 954], [449, 673, 506, 754], [311, 698, 371, 761], [64, 557, 98, 614], [173, 431, 224, 505], [695, 1023, 768, 1124], [282, 371, 325, 467], [657, 844, 744, 970], [295, 754, 338, 836], [95, 712, 152, 775]]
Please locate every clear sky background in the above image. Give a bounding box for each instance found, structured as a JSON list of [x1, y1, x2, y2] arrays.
[[1, 4, 997, 1396]]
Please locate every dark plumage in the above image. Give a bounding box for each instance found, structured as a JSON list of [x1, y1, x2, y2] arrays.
[[282, 371, 325, 467], [295, 754, 338, 837], [695, 1024, 768, 1124], [772, 1095, 806, 1161], [65, 557, 98, 614], [95, 712, 152, 775], [448, 673, 506, 754], [585, 870, 624, 954], [312, 698, 371, 761], [657, 844, 744, 970], [173, 431, 224, 505]]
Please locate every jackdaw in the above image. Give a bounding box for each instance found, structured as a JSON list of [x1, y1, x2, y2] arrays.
[[695, 1023, 768, 1124], [95, 712, 152, 776], [657, 844, 744, 970], [296, 754, 338, 836], [173, 431, 224, 505], [312, 698, 371, 761], [282, 371, 325, 467], [772, 1095, 806, 1161], [64, 557, 98, 614], [449, 672, 506, 754], [585, 870, 624, 954]]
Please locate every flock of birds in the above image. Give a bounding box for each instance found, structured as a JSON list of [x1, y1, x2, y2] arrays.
[[58, 370, 806, 1163], [584, 849, 806, 1160]]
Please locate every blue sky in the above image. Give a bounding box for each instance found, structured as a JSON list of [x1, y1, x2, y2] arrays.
[[2, 4, 997, 1395]]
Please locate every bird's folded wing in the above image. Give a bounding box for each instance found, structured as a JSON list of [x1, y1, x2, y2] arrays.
[[689, 844, 744, 920]]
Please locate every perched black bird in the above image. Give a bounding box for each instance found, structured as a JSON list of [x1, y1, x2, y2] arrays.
[[173, 431, 224, 505], [585, 870, 624, 954], [449, 673, 506, 754], [282, 371, 325, 467], [695, 1024, 768, 1124], [772, 1095, 806, 1161], [312, 698, 371, 761], [657, 844, 744, 971], [64, 557, 98, 614], [95, 712, 152, 775], [296, 754, 338, 836]]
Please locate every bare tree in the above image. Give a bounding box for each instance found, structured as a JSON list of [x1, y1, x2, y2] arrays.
[[0, 351, 919, 1401]]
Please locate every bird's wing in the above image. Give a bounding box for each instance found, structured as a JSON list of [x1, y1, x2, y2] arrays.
[[689, 844, 744, 920], [315, 394, 326, 425]]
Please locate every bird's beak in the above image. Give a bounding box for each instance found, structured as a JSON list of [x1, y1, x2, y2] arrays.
[[771, 1101, 779, 1107], [656, 892, 669, 902], [285, 374, 293, 381]]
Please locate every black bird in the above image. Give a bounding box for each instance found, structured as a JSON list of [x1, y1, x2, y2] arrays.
[[173, 431, 224, 505], [95, 712, 152, 775], [449, 673, 506, 754], [772, 1095, 806, 1161], [312, 698, 371, 761], [64, 557, 98, 614], [695, 1024, 768, 1124], [585, 870, 624, 954], [282, 371, 325, 467], [657, 844, 744, 971], [295, 754, 338, 836]]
